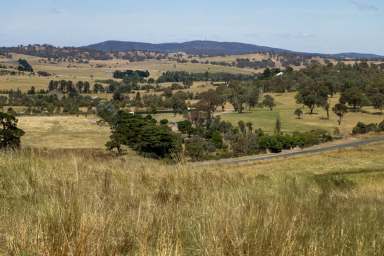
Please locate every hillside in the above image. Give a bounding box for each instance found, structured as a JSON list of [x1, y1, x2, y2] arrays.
[[85, 40, 292, 56], [85, 40, 384, 59], [1, 141, 384, 255]]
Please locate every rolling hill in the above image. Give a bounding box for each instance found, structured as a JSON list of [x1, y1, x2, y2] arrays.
[[84, 40, 384, 59], [84, 40, 292, 56]]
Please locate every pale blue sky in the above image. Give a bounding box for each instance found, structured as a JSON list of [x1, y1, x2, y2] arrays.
[[1, 0, 383, 54]]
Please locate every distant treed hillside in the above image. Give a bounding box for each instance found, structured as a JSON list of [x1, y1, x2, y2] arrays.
[[85, 40, 384, 60], [0, 45, 169, 61], [85, 40, 292, 56], [1, 41, 383, 61]]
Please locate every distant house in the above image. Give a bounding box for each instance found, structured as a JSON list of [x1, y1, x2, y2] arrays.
[[275, 72, 284, 77]]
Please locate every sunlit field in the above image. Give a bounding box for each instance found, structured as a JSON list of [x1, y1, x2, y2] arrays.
[[18, 115, 109, 149], [1, 142, 384, 255], [221, 93, 384, 135], [0, 54, 256, 91]]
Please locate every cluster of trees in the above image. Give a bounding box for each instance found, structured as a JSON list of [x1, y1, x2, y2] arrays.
[[191, 54, 312, 70], [352, 121, 384, 135], [101, 106, 333, 161], [48, 80, 92, 94], [1, 88, 100, 115], [0, 44, 113, 60], [157, 71, 256, 84], [106, 111, 181, 158], [0, 44, 170, 61], [105, 80, 276, 117], [48, 79, 143, 95], [113, 70, 150, 80], [177, 113, 332, 160], [256, 62, 384, 94], [236, 58, 276, 69], [282, 62, 384, 124], [17, 59, 33, 72], [203, 82, 275, 114]]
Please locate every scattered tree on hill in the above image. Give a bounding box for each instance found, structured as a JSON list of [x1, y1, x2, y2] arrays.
[[295, 82, 329, 114], [332, 103, 348, 125], [185, 136, 209, 161], [324, 102, 330, 120], [294, 108, 303, 119], [274, 117, 282, 134], [177, 120, 193, 136], [262, 95, 276, 111], [368, 92, 384, 113], [340, 87, 368, 111], [196, 89, 223, 120], [169, 94, 188, 116], [238, 121, 246, 135], [0, 112, 25, 149], [17, 59, 33, 72]]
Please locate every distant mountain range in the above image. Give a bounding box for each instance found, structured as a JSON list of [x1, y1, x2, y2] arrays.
[[84, 40, 384, 60]]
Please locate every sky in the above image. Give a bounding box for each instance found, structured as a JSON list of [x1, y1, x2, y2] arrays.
[[0, 0, 383, 54]]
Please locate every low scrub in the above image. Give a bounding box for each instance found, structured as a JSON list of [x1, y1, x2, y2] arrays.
[[352, 120, 384, 135]]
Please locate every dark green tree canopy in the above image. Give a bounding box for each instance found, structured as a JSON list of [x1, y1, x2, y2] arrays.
[[17, 59, 34, 72], [0, 112, 25, 149], [106, 111, 181, 159]]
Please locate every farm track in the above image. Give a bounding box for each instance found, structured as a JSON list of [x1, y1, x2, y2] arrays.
[[192, 135, 384, 166]]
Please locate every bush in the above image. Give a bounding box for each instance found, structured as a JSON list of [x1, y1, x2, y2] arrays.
[[185, 136, 209, 161], [160, 119, 169, 125], [0, 112, 25, 149], [177, 120, 193, 135], [210, 130, 223, 149], [301, 129, 333, 146], [259, 129, 332, 153], [106, 111, 182, 159], [378, 120, 384, 131], [352, 122, 379, 135], [259, 135, 283, 153], [17, 59, 33, 72]]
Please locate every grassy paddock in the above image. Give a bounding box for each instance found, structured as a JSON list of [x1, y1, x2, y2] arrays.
[[0, 54, 255, 91], [154, 92, 384, 135], [220, 92, 384, 135], [18, 115, 109, 149], [1, 143, 384, 255]]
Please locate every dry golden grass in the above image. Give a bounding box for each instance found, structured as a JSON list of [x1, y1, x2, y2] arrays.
[[18, 115, 109, 149], [0, 142, 384, 255], [0, 54, 256, 91]]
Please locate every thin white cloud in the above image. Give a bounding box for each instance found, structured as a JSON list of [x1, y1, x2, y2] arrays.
[[350, 0, 379, 11]]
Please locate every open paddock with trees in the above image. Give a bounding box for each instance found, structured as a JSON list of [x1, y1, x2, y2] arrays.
[[220, 92, 384, 135], [0, 53, 256, 91]]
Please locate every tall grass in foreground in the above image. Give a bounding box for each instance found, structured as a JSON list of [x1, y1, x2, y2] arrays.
[[0, 149, 384, 255]]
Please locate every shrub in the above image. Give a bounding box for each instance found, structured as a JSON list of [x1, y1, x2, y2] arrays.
[[177, 120, 193, 135], [106, 111, 182, 159], [352, 122, 378, 135], [378, 120, 384, 131], [259, 135, 283, 153], [0, 112, 25, 149], [210, 130, 223, 149], [17, 59, 33, 72], [160, 119, 169, 125], [185, 136, 209, 161]]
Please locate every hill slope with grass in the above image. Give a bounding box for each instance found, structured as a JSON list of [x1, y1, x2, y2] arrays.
[[1, 142, 384, 255], [85, 40, 384, 59]]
